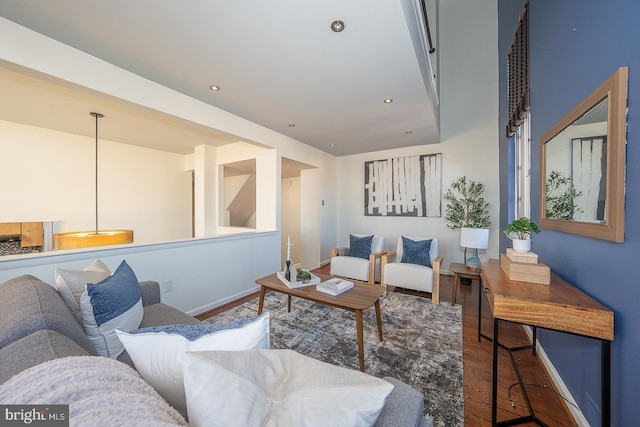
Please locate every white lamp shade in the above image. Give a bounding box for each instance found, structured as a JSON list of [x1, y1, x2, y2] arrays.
[[460, 227, 489, 249]]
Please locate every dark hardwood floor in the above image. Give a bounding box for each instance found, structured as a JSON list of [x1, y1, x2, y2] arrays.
[[198, 265, 578, 426]]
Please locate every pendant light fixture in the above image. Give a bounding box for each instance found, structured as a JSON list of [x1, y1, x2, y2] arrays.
[[53, 112, 133, 250]]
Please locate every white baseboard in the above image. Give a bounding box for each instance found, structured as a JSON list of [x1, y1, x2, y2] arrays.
[[187, 285, 260, 317], [522, 326, 589, 426]]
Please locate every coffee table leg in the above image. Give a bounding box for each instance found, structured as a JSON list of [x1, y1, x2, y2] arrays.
[[287, 296, 292, 312], [258, 286, 266, 315], [355, 309, 365, 372], [375, 300, 384, 341]]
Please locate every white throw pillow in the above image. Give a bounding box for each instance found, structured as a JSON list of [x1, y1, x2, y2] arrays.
[[183, 349, 395, 427], [115, 312, 270, 417], [80, 260, 143, 358], [55, 259, 111, 322]]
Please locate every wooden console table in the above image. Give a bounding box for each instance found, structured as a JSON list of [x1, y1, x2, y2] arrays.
[[479, 258, 614, 426]]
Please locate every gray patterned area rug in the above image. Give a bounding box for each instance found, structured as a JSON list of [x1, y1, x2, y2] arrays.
[[205, 291, 463, 427]]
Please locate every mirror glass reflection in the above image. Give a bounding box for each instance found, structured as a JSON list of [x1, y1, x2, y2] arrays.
[[544, 98, 607, 222]]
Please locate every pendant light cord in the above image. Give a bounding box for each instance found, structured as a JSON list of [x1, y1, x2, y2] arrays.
[[90, 112, 103, 235]]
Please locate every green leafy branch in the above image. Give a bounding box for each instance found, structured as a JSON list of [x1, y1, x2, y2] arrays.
[[444, 176, 491, 230], [545, 170, 582, 220]]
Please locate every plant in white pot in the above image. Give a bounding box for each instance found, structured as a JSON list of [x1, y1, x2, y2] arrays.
[[504, 217, 541, 252]]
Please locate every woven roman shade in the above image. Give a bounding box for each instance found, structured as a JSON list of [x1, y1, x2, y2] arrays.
[[506, 1, 530, 137]]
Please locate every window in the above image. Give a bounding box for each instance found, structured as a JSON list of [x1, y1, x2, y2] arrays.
[[507, 1, 530, 220], [513, 114, 531, 218]]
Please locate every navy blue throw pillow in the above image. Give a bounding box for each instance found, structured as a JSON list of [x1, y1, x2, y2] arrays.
[[401, 237, 432, 267], [349, 234, 373, 259]]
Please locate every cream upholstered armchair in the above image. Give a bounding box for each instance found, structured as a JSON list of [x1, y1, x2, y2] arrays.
[[330, 234, 386, 284], [381, 236, 442, 304]]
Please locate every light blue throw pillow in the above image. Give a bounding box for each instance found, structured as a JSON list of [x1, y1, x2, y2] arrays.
[[349, 234, 373, 259], [401, 237, 432, 267], [130, 315, 266, 341], [80, 260, 143, 358]]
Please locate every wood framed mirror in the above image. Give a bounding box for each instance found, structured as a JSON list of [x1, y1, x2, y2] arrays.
[[539, 66, 628, 242]]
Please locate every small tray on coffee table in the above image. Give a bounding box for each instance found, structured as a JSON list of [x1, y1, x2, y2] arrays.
[[276, 271, 321, 289]]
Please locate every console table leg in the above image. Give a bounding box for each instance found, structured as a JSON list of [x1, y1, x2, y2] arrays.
[[492, 318, 499, 426], [532, 326, 537, 356], [602, 340, 611, 427]]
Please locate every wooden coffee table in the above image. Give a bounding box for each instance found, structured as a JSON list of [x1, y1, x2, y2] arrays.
[[255, 272, 385, 372]]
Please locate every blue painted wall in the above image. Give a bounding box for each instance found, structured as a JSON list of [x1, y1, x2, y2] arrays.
[[498, 1, 640, 425]]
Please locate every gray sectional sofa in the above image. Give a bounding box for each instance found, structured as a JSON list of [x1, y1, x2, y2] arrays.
[[0, 274, 432, 426]]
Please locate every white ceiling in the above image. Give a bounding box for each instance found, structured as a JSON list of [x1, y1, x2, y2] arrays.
[[0, 0, 439, 156]]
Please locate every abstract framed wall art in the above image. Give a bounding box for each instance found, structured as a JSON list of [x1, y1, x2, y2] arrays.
[[364, 153, 442, 217]]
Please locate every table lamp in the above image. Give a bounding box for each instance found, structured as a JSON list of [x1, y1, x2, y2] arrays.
[[460, 227, 489, 270]]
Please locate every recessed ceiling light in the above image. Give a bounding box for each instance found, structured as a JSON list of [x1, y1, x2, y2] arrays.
[[405, 131, 413, 134], [384, 98, 393, 104], [209, 85, 221, 92], [330, 144, 336, 147], [330, 20, 345, 32], [288, 123, 296, 127]]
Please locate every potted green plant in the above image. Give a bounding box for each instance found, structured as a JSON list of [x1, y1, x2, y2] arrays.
[[444, 177, 491, 269], [444, 176, 491, 230], [504, 217, 540, 252]]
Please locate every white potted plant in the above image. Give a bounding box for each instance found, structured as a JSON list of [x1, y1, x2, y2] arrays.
[[504, 217, 541, 252]]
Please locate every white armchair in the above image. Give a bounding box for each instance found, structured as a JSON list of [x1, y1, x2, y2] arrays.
[[330, 234, 386, 284], [381, 236, 442, 304]]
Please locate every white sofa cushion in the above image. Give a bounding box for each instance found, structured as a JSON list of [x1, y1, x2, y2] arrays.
[[384, 262, 434, 293], [183, 349, 394, 427], [331, 256, 372, 282], [115, 312, 270, 417]]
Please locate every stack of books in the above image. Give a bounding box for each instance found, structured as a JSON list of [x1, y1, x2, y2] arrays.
[[316, 278, 354, 296]]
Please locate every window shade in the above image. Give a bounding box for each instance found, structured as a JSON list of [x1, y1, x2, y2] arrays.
[[506, 1, 530, 138]]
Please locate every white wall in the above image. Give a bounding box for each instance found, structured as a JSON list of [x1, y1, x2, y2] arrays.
[[281, 177, 301, 267], [0, 120, 192, 243], [0, 232, 279, 315], [0, 17, 338, 314], [335, 0, 500, 271]]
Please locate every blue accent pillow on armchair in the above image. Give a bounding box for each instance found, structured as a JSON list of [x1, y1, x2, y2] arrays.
[[349, 234, 373, 259], [401, 237, 432, 267]]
